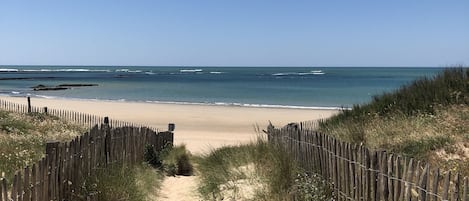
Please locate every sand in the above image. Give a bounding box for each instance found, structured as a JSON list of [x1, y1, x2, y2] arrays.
[[1, 96, 339, 200], [1, 96, 338, 154]]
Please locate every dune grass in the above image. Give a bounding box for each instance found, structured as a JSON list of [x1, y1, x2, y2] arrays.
[[318, 67, 469, 175], [196, 138, 332, 201], [76, 163, 163, 201], [0, 110, 86, 182]]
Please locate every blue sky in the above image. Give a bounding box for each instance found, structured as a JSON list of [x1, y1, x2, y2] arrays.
[[1, 1, 468, 67]]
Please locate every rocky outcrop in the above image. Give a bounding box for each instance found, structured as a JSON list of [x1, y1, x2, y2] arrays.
[[31, 83, 98, 91]]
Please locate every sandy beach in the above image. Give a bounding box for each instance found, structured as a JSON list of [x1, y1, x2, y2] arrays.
[[1, 96, 338, 153]]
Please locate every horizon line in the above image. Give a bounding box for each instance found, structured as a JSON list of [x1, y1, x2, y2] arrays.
[[1, 64, 458, 68]]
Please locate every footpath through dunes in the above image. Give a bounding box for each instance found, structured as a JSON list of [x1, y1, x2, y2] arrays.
[[1, 96, 339, 154], [157, 176, 200, 201]]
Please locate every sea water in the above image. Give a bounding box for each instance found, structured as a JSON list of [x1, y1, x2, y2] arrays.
[[0, 66, 443, 109]]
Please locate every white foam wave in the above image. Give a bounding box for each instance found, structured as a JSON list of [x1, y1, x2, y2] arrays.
[[0, 68, 19, 72], [20, 69, 111, 72], [180, 69, 203, 73], [272, 72, 296, 76], [273, 71, 325, 76], [209, 71, 225, 74]]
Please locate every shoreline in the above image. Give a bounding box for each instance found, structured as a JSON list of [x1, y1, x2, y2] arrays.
[[1, 96, 339, 153], [0, 94, 348, 110]]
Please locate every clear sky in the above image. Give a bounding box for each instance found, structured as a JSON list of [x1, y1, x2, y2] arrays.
[[1, 0, 468, 67]]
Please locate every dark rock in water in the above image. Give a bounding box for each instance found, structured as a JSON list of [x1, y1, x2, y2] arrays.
[[114, 75, 129, 78], [31, 84, 47, 89], [0, 77, 32, 80], [31, 83, 97, 91], [57, 84, 98, 87], [33, 87, 69, 91]]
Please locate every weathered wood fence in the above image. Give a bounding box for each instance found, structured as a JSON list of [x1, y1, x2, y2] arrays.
[[0, 98, 173, 200], [0, 98, 153, 130], [267, 123, 468, 201], [0, 123, 173, 201]]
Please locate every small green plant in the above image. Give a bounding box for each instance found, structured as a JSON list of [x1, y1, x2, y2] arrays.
[[76, 164, 162, 201], [294, 172, 333, 201], [144, 143, 193, 176], [144, 144, 162, 168], [160, 144, 193, 176], [398, 136, 451, 159], [0, 113, 32, 134], [176, 153, 193, 176]]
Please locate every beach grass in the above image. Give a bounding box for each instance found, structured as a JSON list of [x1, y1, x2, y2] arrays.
[[76, 163, 163, 201], [318, 67, 469, 175], [0, 109, 86, 182], [195, 136, 332, 201]]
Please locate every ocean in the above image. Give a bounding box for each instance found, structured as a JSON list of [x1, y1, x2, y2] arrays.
[[0, 66, 443, 109]]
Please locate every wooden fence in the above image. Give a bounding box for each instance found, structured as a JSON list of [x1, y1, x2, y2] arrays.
[[0, 98, 154, 130], [0, 124, 173, 201], [267, 123, 468, 201]]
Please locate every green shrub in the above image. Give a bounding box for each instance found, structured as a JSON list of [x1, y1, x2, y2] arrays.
[[144, 143, 193, 176], [0, 113, 32, 134], [294, 172, 333, 201], [144, 144, 162, 168], [76, 164, 162, 201], [160, 144, 193, 176], [398, 136, 451, 159], [176, 153, 193, 176]]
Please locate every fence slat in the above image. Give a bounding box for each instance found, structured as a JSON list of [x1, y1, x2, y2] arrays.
[[442, 171, 451, 201], [0, 178, 7, 201], [418, 165, 429, 201], [453, 173, 461, 201]]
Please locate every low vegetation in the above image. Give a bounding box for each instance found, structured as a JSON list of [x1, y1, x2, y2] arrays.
[[144, 143, 194, 176], [0, 107, 185, 200], [76, 163, 162, 201], [0, 110, 85, 182], [196, 138, 332, 201], [318, 67, 469, 175]]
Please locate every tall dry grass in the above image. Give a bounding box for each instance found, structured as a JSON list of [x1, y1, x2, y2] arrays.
[[196, 137, 332, 201], [318, 67, 469, 175]]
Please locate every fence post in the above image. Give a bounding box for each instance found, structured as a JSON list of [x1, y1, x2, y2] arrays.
[[168, 123, 175, 132], [43, 107, 48, 114], [27, 97, 31, 113], [104, 117, 109, 126], [1, 178, 8, 201]]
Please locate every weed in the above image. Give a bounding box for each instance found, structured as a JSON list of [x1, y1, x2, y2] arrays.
[[160, 144, 193, 176], [144, 144, 162, 168], [197, 139, 330, 200], [76, 163, 162, 201], [293, 172, 333, 201], [0, 109, 85, 183]]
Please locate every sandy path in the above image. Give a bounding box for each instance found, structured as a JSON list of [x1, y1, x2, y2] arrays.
[[158, 176, 200, 201]]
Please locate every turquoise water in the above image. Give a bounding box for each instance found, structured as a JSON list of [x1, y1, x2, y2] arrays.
[[0, 66, 443, 109]]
